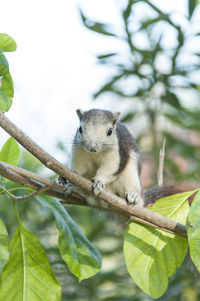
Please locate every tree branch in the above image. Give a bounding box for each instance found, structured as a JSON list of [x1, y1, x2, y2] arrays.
[[0, 112, 188, 237], [0, 162, 86, 206], [0, 161, 187, 237]]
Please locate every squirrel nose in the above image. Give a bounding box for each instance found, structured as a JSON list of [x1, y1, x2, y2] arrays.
[[89, 143, 98, 152]]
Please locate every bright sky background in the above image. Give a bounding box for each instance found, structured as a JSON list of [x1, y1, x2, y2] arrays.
[[0, 0, 191, 160]]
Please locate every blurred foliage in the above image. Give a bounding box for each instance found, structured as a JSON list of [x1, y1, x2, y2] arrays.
[[80, 0, 200, 184], [1, 0, 200, 300]]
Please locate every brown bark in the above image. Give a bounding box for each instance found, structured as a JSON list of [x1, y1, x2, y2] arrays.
[[0, 112, 188, 237]]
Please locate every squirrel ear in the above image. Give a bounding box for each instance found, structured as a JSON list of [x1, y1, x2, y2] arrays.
[[76, 109, 84, 120], [112, 112, 120, 125]]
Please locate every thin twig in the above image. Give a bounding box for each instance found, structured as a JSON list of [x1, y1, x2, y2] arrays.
[[0, 185, 16, 201], [2, 162, 64, 191], [16, 185, 50, 202], [0, 184, 49, 202], [0, 162, 86, 206], [157, 138, 166, 187], [115, 217, 132, 236]]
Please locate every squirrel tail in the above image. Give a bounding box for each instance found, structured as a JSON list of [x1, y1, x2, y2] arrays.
[[144, 184, 182, 207]]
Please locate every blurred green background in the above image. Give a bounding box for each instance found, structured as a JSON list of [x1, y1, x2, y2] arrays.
[[1, 0, 200, 300]]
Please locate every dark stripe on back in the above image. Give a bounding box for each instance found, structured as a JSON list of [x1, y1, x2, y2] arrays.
[[115, 122, 141, 175]]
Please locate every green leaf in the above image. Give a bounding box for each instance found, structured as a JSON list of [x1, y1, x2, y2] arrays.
[[0, 218, 9, 274], [0, 50, 14, 111], [0, 72, 14, 99], [80, 9, 116, 37], [0, 90, 12, 112], [37, 196, 101, 281], [97, 53, 117, 60], [188, 0, 198, 18], [188, 191, 200, 272], [0, 51, 9, 76], [161, 91, 182, 109], [0, 221, 62, 301], [124, 190, 194, 298], [0, 137, 20, 165], [0, 34, 17, 52]]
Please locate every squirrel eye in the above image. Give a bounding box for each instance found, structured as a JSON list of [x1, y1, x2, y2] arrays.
[[107, 128, 113, 136], [79, 126, 82, 134]]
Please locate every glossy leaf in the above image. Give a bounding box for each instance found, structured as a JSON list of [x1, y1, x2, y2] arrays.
[[0, 218, 9, 274], [0, 222, 62, 301], [124, 190, 194, 298], [0, 90, 12, 112], [0, 137, 20, 165], [188, 191, 200, 272], [37, 196, 102, 281], [0, 33, 17, 52]]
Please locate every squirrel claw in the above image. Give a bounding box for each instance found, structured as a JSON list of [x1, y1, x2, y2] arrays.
[[125, 192, 144, 206], [63, 182, 76, 197], [91, 177, 105, 195], [58, 176, 68, 186], [58, 176, 75, 196]]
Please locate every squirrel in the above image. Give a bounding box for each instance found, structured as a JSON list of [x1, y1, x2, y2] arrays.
[[59, 108, 178, 207]]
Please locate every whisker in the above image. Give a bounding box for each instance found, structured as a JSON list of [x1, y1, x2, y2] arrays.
[[60, 138, 120, 153]]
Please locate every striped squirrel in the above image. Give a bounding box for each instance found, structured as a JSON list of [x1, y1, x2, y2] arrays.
[[59, 108, 177, 207]]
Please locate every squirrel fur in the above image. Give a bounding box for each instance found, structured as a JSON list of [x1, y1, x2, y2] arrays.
[[60, 108, 177, 207]]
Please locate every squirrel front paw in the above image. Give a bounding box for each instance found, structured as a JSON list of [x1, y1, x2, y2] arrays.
[[58, 176, 76, 196], [58, 176, 67, 186], [125, 192, 144, 206], [91, 177, 105, 195], [63, 182, 77, 197]]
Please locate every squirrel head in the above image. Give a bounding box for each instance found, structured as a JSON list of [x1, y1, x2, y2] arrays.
[[76, 108, 120, 153]]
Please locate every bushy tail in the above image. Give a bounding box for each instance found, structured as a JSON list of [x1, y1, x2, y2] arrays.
[[144, 184, 182, 207]]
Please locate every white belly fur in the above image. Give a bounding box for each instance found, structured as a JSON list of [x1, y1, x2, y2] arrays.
[[72, 147, 142, 201]]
